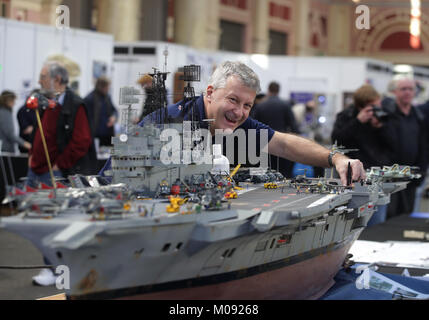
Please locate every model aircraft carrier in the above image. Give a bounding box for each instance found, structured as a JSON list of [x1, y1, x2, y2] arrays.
[[0, 64, 419, 300]]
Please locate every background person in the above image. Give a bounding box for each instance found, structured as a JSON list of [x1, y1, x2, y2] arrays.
[[249, 93, 266, 119], [331, 84, 396, 169], [27, 61, 95, 188], [386, 77, 428, 218], [331, 84, 396, 226], [252, 81, 299, 177], [84, 76, 118, 147], [292, 99, 320, 141], [0, 90, 31, 153], [17, 90, 45, 153]]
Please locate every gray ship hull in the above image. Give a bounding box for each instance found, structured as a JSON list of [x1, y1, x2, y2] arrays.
[[75, 230, 359, 300], [2, 182, 386, 300]]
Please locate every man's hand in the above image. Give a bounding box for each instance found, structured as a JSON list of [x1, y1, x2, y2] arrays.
[[107, 116, 116, 128], [23, 142, 31, 151], [23, 125, 34, 135], [356, 105, 374, 124], [333, 153, 366, 186]]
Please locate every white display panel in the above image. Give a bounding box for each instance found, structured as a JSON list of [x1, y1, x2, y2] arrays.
[[0, 18, 6, 91], [2, 19, 37, 140]]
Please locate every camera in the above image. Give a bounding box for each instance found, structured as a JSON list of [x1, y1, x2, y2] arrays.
[[372, 105, 389, 121]]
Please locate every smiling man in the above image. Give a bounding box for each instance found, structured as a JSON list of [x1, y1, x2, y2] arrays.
[[203, 62, 364, 185], [203, 63, 259, 133], [123, 61, 365, 185]]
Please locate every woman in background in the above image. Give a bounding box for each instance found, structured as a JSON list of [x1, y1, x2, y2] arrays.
[[0, 90, 31, 153]]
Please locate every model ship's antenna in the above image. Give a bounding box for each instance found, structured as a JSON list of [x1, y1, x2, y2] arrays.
[[181, 65, 201, 127], [143, 68, 169, 123], [163, 46, 169, 73], [119, 86, 140, 134]]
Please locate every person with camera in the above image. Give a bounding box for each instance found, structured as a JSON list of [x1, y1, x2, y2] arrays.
[[332, 84, 396, 225], [332, 85, 395, 168]]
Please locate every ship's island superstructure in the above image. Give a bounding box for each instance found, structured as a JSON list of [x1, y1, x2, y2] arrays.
[[0, 64, 419, 300]]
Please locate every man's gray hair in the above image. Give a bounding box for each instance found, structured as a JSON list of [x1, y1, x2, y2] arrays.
[[392, 75, 415, 90], [44, 61, 69, 85], [208, 61, 261, 93]]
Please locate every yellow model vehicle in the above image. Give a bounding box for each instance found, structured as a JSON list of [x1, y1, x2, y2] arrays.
[[264, 182, 278, 189], [224, 190, 238, 199], [166, 197, 186, 213]]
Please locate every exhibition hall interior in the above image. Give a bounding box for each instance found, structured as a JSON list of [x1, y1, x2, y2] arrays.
[[1, 0, 429, 302]]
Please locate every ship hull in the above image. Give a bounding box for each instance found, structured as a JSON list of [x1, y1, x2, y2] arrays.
[[70, 230, 359, 300]]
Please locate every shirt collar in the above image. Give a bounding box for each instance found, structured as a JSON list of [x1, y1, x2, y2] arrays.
[[57, 91, 66, 106]]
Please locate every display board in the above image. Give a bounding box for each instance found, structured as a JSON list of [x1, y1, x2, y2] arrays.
[[0, 18, 5, 92]]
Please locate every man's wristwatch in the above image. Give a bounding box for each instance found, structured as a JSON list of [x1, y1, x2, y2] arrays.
[[328, 151, 340, 167]]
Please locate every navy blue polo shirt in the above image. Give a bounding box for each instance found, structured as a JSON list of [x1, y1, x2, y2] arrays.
[[100, 95, 275, 176]]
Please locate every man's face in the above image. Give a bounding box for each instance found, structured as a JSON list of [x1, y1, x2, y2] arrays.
[[6, 97, 16, 109], [38, 66, 52, 91], [205, 76, 256, 132], [395, 79, 415, 107], [99, 84, 110, 96]]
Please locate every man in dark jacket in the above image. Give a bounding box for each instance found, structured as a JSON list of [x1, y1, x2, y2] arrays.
[[84, 77, 118, 147], [17, 90, 47, 153], [27, 61, 96, 188], [385, 77, 428, 217], [252, 82, 298, 177]]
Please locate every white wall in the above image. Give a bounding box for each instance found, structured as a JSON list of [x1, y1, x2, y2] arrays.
[[0, 18, 5, 91], [0, 17, 114, 153]]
